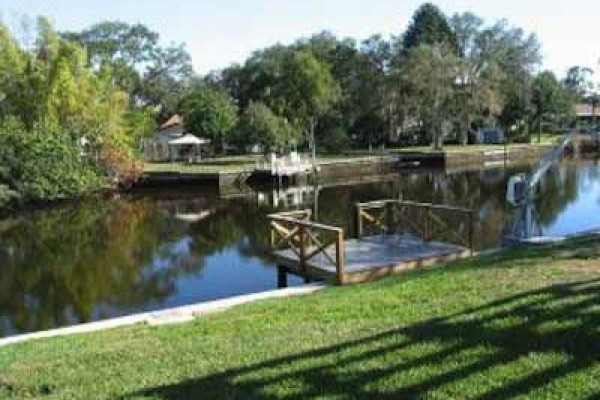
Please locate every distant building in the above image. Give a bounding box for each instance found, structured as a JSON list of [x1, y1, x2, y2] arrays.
[[475, 127, 504, 144], [143, 115, 210, 162], [575, 103, 599, 126]]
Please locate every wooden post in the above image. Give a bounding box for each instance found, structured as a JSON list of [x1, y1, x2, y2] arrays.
[[423, 206, 431, 242], [299, 226, 307, 276], [270, 223, 276, 250], [277, 266, 288, 288], [335, 230, 345, 285], [356, 205, 363, 238], [384, 202, 391, 236]]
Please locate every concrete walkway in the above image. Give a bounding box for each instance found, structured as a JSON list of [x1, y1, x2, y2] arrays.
[[0, 284, 326, 348]]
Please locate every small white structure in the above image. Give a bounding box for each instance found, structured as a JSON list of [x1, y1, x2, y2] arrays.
[[167, 134, 210, 163], [255, 152, 313, 177], [143, 115, 210, 162]]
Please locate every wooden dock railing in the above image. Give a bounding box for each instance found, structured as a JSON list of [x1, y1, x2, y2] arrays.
[[268, 210, 346, 284], [356, 200, 475, 252]]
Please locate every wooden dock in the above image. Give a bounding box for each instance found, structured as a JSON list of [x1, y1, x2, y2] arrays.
[[269, 200, 475, 285]]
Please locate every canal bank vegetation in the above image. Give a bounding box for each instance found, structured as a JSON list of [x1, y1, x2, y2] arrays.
[[203, 3, 583, 154], [2, 4, 594, 210], [0, 18, 155, 210], [2, 235, 600, 398]]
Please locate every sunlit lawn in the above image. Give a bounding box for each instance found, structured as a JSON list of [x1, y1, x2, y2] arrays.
[[2, 236, 600, 399], [143, 140, 555, 175]]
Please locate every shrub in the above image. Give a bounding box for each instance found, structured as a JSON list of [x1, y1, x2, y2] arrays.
[[235, 102, 300, 153], [98, 144, 143, 188], [0, 184, 19, 208], [320, 127, 350, 154], [0, 118, 105, 203]]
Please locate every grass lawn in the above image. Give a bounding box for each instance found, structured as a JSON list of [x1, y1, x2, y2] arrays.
[[144, 141, 557, 175], [3, 236, 600, 399], [390, 141, 556, 154], [143, 155, 395, 174]]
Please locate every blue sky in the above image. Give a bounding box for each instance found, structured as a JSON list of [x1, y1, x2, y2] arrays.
[[1, 0, 599, 77]]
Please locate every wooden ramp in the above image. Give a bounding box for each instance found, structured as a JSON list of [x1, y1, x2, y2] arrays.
[[269, 200, 475, 285]]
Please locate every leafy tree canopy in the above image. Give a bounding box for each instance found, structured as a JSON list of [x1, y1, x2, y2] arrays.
[[62, 21, 193, 115], [178, 85, 238, 146], [0, 18, 144, 208], [403, 3, 459, 54], [235, 102, 300, 152]]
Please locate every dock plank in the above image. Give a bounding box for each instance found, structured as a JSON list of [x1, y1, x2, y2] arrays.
[[273, 234, 470, 283]]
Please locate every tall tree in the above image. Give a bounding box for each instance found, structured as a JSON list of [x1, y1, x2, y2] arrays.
[[178, 86, 238, 152], [474, 20, 541, 134], [234, 102, 299, 153], [0, 23, 26, 119], [140, 44, 193, 118], [62, 22, 158, 97], [268, 50, 339, 154], [449, 13, 507, 143], [403, 3, 458, 54], [564, 65, 599, 128], [401, 44, 460, 149], [563, 66, 594, 100], [62, 21, 193, 116], [531, 70, 573, 140]]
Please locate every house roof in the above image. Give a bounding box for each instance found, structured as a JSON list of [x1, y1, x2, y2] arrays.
[[161, 114, 184, 130], [575, 103, 600, 117]]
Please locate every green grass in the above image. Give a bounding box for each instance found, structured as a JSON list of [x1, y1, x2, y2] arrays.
[[144, 143, 555, 175], [3, 236, 600, 399], [390, 141, 554, 154]]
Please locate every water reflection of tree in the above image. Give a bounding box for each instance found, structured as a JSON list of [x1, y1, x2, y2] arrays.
[[186, 199, 274, 260], [0, 163, 585, 337], [534, 162, 579, 227], [312, 169, 511, 249], [0, 200, 206, 336]]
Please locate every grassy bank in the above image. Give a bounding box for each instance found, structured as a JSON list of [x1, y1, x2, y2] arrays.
[[2, 236, 600, 399], [144, 142, 553, 175]]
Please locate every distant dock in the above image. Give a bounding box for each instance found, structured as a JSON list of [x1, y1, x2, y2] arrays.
[[251, 152, 314, 185]]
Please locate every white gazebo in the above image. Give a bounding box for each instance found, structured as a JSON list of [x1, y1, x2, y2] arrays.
[[168, 134, 210, 163]]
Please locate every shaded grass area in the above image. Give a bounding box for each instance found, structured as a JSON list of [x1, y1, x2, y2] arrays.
[[2, 236, 600, 398]]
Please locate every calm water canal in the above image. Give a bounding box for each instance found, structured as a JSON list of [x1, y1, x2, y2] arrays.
[[1, 158, 600, 337]]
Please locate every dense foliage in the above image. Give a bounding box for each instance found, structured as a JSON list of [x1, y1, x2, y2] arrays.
[[62, 21, 194, 119], [234, 102, 300, 152], [0, 18, 147, 209], [205, 3, 577, 152], [0, 3, 590, 210], [0, 118, 104, 204], [178, 85, 238, 150]]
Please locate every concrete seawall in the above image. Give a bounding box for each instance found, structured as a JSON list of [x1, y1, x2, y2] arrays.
[[0, 284, 326, 347], [139, 145, 554, 194]]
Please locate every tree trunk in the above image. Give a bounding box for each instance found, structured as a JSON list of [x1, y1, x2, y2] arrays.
[[433, 121, 443, 150], [460, 115, 469, 146]]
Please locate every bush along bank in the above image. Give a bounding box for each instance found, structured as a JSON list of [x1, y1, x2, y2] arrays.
[[0, 119, 142, 212], [0, 18, 149, 211]]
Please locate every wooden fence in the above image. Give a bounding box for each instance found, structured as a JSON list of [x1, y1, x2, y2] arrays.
[[268, 210, 346, 284], [356, 200, 475, 252]]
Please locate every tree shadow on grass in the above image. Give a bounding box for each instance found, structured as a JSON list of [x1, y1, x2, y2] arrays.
[[128, 277, 600, 399]]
